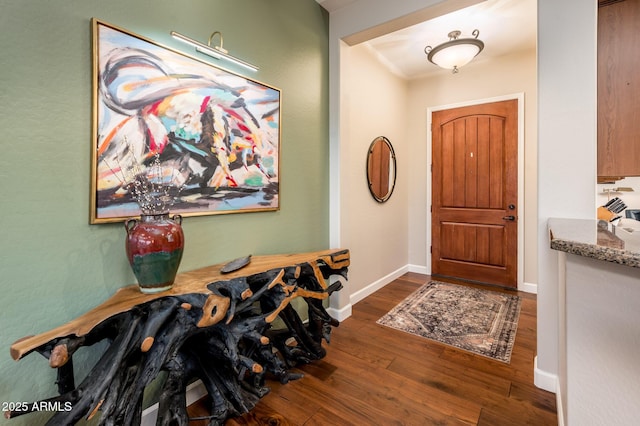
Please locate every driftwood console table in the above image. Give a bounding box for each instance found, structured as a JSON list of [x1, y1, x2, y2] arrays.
[[7, 249, 350, 425]]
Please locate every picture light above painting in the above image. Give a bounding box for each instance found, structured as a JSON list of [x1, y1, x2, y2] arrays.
[[90, 19, 280, 224], [170, 30, 259, 72]]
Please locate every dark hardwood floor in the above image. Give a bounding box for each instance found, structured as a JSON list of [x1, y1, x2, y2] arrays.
[[188, 273, 557, 425]]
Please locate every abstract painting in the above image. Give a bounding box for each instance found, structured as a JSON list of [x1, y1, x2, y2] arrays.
[[90, 19, 280, 223]]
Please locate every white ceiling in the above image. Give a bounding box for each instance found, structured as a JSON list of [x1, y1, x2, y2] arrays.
[[317, 0, 537, 80]]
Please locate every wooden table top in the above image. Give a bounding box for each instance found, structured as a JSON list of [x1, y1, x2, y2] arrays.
[[10, 248, 349, 361]]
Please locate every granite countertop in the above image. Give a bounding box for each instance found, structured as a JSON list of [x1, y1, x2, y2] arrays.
[[548, 218, 640, 268]]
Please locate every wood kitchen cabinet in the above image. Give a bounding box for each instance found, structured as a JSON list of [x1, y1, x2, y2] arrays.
[[597, 0, 640, 178]]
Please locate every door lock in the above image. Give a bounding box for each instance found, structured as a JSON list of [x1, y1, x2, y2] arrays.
[[508, 204, 516, 210]]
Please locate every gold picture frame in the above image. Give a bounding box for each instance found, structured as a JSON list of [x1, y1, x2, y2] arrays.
[[90, 19, 281, 224]]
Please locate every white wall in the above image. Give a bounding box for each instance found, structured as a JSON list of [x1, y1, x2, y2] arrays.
[[564, 254, 640, 426], [328, 0, 461, 312], [338, 44, 410, 305], [406, 48, 537, 287], [537, 0, 597, 392]]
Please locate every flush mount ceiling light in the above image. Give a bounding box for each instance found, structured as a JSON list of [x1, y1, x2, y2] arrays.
[[170, 30, 259, 72], [424, 30, 484, 74]]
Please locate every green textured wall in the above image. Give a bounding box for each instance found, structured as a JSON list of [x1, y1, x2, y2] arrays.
[[0, 0, 329, 423]]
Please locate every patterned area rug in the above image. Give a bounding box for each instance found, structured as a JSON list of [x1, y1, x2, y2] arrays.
[[377, 281, 521, 363]]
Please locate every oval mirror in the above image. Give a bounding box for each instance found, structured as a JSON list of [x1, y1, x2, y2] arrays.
[[366, 136, 396, 203]]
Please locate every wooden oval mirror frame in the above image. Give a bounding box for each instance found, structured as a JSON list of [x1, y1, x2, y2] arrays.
[[366, 136, 397, 203]]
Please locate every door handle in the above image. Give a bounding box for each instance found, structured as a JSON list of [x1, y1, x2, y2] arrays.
[[502, 215, 516, 221]]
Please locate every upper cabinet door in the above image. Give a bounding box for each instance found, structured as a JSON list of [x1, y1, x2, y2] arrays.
[[598, 0, 640, 178]]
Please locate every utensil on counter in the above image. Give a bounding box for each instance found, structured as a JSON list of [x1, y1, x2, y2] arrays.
[[610, 199, 627, 214], [604, 197, 618, 208], [599, 196, 628, 222]]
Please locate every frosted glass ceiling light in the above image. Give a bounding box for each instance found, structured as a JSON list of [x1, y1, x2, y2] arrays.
[[171, 30, 259, 72], [424, 30, 484, 74]]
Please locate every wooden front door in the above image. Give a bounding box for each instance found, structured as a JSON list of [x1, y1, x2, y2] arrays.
[[431, 99, 518, 288]]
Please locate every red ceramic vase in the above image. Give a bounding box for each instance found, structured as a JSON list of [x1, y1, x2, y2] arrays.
[[124, 213, 184, 293]]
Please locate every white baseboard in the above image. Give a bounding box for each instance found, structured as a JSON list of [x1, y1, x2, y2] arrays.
[[533, 356, 558, 394], [408, 264, 428, 275], [141, 380, 207, 425], [350, 265, 409, 305], [556, 385, 565, 426], [520, 281, 538, 294], [327, 303, 352, 322]]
